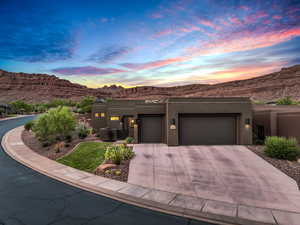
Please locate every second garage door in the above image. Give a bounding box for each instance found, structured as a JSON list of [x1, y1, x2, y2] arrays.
[[139, 115, 164, 143], [179, 114, 237, 145]]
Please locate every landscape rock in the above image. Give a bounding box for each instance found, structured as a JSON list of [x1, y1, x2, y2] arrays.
[[95, 163, 117, 173]]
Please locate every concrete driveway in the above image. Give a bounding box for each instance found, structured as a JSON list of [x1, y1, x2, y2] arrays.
[[128, 144, 300, 212]]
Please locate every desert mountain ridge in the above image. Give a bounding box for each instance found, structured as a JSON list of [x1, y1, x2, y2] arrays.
[[1, 65, 300, 103]]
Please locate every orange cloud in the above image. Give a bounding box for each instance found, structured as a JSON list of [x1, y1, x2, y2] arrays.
[[204, 62, 287, 83]]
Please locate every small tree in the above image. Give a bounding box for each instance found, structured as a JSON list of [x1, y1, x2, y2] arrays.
[[32, 107, 76, 144]]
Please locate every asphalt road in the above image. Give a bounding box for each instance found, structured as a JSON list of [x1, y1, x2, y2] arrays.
[[0, 116, 217, 225]]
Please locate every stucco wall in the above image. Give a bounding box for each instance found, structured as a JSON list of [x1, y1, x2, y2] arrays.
[[166, 98, 253, 146]]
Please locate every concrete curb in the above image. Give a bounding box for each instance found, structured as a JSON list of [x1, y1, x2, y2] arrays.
[[2, 126, 300, 225], [0, 115, 33, 121]]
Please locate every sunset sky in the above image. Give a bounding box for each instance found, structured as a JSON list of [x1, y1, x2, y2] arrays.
[[0, 0, 300, 88]]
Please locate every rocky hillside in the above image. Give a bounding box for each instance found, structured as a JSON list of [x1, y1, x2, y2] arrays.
[[0, 65, 300, 102], [0, 70, 108, 102], [185, 65, 300, 101], [113, 65, 300, 101]]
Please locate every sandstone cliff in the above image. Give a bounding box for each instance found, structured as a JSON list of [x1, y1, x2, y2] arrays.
[[0, 65, 300, 102]]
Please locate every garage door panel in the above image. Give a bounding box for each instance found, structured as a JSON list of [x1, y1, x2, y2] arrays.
[[139, 115, 164, 143], [179, 115, 236, 145]]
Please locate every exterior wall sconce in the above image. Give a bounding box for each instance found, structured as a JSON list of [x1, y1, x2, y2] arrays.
[[245, 118, 251, 129], [170, 118, 176, 130]]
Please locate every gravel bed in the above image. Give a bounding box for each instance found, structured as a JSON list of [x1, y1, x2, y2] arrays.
[[22, 130, 99, 160], [94, 160, 130, 182], [247, 145, 300, 189]]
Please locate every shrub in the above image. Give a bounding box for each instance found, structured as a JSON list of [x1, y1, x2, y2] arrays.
[[264, 136, 300, 161], [77, 124, 89, 139], [32, 106, 76, 144], [104, 145, 135, 165], [276, 96, 298, 105], [120, 146, 135, 160], [104, 145, 123, 164], [125, 136, 135, 144], [76, 96, 95, 113], [24, 120, 35, 131], [10, 100, 34, 114]]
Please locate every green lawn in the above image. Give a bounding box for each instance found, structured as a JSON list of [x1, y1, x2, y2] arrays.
[[57, 142, 111, 172]]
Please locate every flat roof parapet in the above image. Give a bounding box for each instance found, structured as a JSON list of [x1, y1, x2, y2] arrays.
[[167, 97, 251, 103]]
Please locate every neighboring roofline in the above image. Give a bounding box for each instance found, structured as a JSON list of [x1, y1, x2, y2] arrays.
[[93, 97, 251, 105]]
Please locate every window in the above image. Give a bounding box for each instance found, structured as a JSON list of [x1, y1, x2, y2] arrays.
[[95, 112, 105, 118], [110, 116, 120, 121]]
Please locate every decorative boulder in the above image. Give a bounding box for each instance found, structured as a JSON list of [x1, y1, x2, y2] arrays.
[[95, 163, 117, 173]]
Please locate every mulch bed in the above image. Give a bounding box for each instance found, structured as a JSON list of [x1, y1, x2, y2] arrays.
[[94, 160, 130, 182], [247, 145, 300, 189], [22, 130, 99, 160]]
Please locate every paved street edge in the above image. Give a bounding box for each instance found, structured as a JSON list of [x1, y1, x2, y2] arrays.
[[2, 126, 300, 225]]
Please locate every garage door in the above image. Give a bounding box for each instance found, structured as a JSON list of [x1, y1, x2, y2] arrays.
[[179, 114, 236, 145], [139, 115, 164, 143]]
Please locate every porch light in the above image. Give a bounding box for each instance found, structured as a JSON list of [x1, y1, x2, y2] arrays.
[[170, 118, 176, 130], [245, 118, 251, 128]]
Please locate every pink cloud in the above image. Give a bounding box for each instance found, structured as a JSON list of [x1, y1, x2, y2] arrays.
[[239, 5, 250, 11], [229, 16, 242, 25], [256, 11, 268, 19], [245, 11, 268, 24], [188, 28, 300, 56], [153, 28, 174, 38], [52, 66, 128, 76], [180, 25, 202, 33], [198, 19, 217, 29], [273, 15, 282, 20], [151, 13, 163, 19], [120, 57, 186, 70], [219, 19, 230, 26]]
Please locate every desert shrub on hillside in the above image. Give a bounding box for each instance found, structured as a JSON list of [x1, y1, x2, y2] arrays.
[[276, 96, 298, 105]]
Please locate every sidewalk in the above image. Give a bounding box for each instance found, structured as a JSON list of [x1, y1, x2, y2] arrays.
[[2, 126, 300, 225]]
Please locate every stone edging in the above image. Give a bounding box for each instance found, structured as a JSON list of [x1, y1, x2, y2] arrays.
[[2, 126, 300, 225]]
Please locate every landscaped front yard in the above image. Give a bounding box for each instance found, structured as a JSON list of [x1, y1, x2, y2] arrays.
[[57, 142, 110, 172], [22, 106, 135, 182]]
